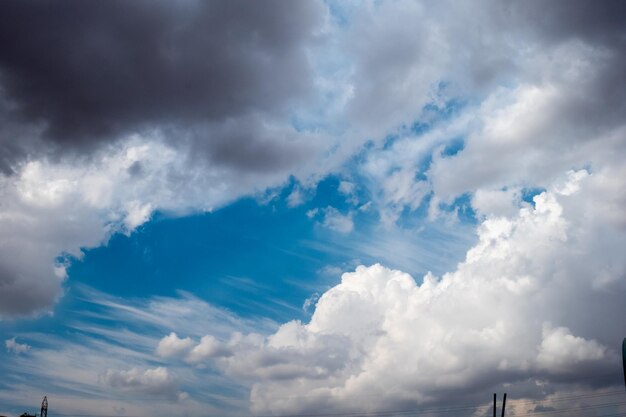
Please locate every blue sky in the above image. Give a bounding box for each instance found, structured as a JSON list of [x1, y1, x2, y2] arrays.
[[1, 1, 626, 416]]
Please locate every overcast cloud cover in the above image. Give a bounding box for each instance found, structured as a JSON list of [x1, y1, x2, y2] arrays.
[[1, 1, 626, 416]]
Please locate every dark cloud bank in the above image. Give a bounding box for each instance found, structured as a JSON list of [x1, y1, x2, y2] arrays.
[[0, 0, 324, 172]]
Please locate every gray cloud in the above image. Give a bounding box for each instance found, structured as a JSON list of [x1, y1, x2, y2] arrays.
[[102, 367, 184, 401], [0, 0, 323, 171], [505, 0, 626, 46]]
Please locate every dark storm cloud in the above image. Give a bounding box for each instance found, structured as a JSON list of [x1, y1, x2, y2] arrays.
[[0, 0, 323, 169], [198, 116, 313, 173], [505, 0, 626, 46]]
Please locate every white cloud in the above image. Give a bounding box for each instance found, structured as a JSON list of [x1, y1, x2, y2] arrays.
[[537, 325, 608, 374], [302, 292, 320, 313], [305, 208, 318, 219], [5, 337, 31, 354], [472, 188, 524, 219], [102, 367, 186, 401], [338, 181, 355, 195], [286, 186, 304, 208], [186, 335, 232, 363], [307, 206, 355, 233], [177, 170, 625, 415], [320, 206, 354, 233], [156, 334, 234, 364], [156, 332, 194, 358], [123, 200, 153, 232]]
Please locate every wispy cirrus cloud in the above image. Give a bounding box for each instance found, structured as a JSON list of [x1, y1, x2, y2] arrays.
[[0, 287, 275, 416]]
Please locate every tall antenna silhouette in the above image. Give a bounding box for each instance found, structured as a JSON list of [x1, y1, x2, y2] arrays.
[[40, 396, 48, 417]]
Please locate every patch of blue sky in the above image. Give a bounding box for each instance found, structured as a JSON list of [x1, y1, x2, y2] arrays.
[[306, 176, 475, 280], [394, 193, 433, 230], [419, 96, 467, 124], [302, 211, 476, 285], [307, 175, 360, 211], [66, 199, 322, 323], [380, 97, 468, 151], [452, 193, 478, 224], [53, 176, 365, 325], [381, 132, 400, 151], [521, 186, 547, 206], [438, 193, 478, 225], [69, 166, 467, 312], [325, 0, 351, 28], [289, 87, 351, 135], [440, 135, 465, 157]]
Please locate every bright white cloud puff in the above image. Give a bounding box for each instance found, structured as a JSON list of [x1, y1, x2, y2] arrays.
[[102, 366, 187, 401]]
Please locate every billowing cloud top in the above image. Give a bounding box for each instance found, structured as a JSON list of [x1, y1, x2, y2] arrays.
[[157, 171, 625, 414]]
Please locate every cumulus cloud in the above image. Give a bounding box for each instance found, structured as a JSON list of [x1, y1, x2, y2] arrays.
[[170, 171, 625, 415], [156, 333, 194, 359], [537, 325, 609, 374], [187, 336, 232, 363], [156, 334, 233, 364], [102, 367, 186, 401], [472, 188, 524, 219], [5, 337, 31, 354]]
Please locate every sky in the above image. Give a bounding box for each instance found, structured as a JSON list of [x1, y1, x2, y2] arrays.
[[1, 1, 626, 416]]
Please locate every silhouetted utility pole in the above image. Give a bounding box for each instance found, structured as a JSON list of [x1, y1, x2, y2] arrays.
[[40, 396, 48, 417], [494, 393, 507, 416], [622, 338, 626, 390]]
